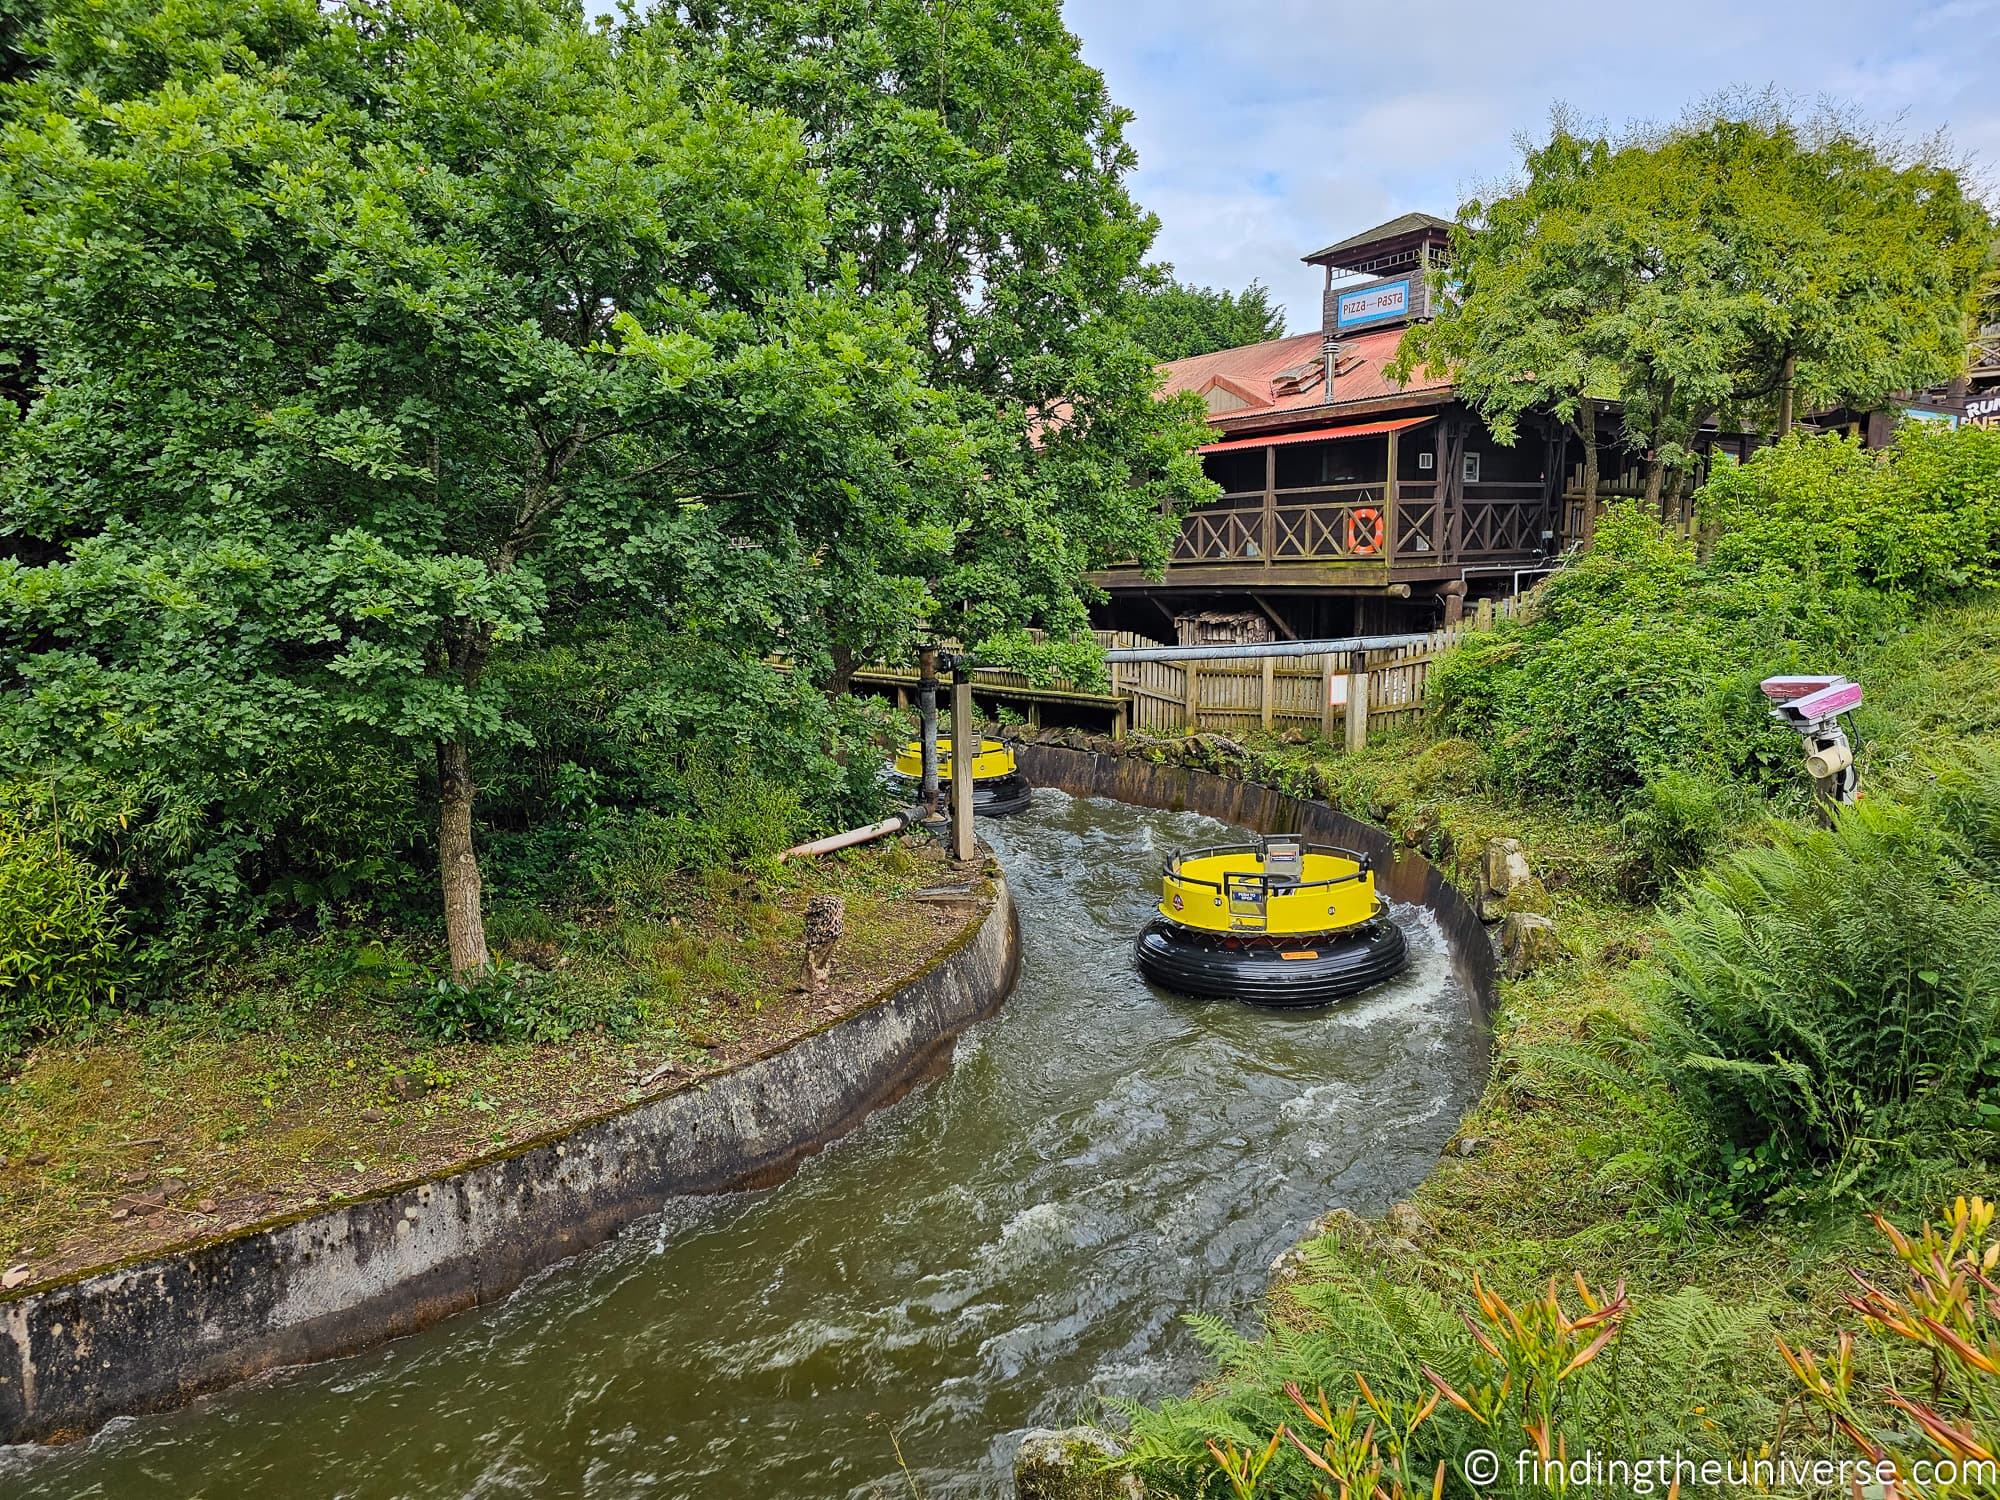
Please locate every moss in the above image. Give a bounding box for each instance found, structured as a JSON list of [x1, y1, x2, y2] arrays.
[[0, 835, 994, 1296]]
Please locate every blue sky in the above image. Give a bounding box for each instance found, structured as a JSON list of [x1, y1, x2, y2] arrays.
[[1064, 0, 2000, 336]]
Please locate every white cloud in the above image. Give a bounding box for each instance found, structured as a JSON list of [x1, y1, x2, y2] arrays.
[[1069, 0, 2000, 337]]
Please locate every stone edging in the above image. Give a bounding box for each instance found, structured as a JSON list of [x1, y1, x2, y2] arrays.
[[0, 879, 1019, 1445]]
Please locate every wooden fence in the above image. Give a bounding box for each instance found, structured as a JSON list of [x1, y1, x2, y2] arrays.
[[851, 598, 1523, 749], [1108, 597, 1520, 742]]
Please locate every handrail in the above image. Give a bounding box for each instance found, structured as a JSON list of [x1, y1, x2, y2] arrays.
[[1162, 842, 1374, 895]]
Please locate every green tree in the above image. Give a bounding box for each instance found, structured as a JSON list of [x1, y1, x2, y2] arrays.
[[653, 0, 1215, 675], [1119, 269, 1286, 361], [1390, 116, 1623, 532], [1401, 101, 1988, 511], [0, 0, 965, 973]]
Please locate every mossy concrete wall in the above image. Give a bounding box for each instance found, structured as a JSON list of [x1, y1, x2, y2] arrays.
[[0, 881, 1018, 1445]]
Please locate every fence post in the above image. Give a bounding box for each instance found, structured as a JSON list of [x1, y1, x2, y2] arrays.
[[1184, 660, 1201, 732], [1260, 655, 1276, 732], [950, 676, 976, 861], [1319, 654, 1338, 741], [1345, 649, 1369, 754], [1475, 597, 1494, 630]]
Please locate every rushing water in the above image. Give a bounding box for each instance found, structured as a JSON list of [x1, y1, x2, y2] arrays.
[[1, 790, 1484, 1500]]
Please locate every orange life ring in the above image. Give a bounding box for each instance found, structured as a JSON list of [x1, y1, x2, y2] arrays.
[[1346, 506, 1384, 556]]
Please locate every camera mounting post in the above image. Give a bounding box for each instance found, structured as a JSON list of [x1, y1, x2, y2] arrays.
[[1759, 675, 1863, 813]]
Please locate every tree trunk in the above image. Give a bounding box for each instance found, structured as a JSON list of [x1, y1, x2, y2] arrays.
[[822, 642, 858, 702], [1641, 453, 1664, 512], [437, 737, 488, 978], [1579, 400, 1600, 546], [1777, 350, 1797, 439]]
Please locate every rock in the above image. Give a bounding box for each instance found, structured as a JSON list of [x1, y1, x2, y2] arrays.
[[389, 1076, 426, 1102], [1501, 912, 1566, 977], [1382, 1201, 1434, 1246], [1014, 1427, 1147, 1500], [25, 1153, 50, 1168], [1456, 1135, 1487, 1158], [1, 1264, 32, 1290], [1478, 837, 1540, 922], [360, 1107, 388, 1123], [197, 1197, 218, 1214]]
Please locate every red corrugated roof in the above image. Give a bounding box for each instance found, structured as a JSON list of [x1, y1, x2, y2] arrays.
[[1157, 325, 1451, 426], [1197, 415, 1432, 454]]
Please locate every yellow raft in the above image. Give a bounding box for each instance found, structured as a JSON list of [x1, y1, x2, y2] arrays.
[[1135, 836, 1407, 1007], [888, 737, 1032, 816]]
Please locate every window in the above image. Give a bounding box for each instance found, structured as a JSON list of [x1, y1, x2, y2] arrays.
[[1416, 450, 1433, 471], [1462, 452, 1481, 484]]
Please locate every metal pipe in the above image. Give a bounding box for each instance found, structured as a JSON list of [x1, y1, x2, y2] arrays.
[[1103, 632, 1432, 664], [778, 812, 911, 862]]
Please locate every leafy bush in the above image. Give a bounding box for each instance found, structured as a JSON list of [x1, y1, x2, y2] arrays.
[[1117, 1240, 1769, 1497], [0, 819, 130, 1056], [1658, 791, 2000, 1211], [1701, 425, 2000, 601], [479, 627, 886, 903], [410, 960, 639, 1045], [1786, 1195, 2000, 1485], [1429, 504, 1845, 805], [1620, 768, 1745, 894]]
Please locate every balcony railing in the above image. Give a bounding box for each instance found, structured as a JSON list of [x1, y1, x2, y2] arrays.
[[1158, 479, 1541, 568]]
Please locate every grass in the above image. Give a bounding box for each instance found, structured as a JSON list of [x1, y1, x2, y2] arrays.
[[1103, 592, 2000, 1492], [0, 831, 982, 1292]]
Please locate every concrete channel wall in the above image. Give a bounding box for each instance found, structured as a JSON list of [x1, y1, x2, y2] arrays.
[[0, 881, 1019, 1445]]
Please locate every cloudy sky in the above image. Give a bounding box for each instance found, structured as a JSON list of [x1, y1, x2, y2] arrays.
[[1064, 0, 2000, 335]]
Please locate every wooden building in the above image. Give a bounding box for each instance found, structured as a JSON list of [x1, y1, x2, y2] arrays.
[[1093, 213, 1756, 640]]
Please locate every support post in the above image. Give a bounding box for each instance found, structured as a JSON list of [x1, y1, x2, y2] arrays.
[[1475, 597, 1494, 631], [1440, 578, 1467, 629], [1184, 660, 1201, 732], [1260, 655, 1276, 732], [1261, 444, 1276, 562], [1344, 649, 1370, 754], [918, 646, 940, 821], [1383, 428, 1399, 564], [949, 675, 975, 862], [1319, 655, 1339, 742]]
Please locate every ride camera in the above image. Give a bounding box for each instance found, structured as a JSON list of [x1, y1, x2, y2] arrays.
[[1759, 675, 1863, 807]]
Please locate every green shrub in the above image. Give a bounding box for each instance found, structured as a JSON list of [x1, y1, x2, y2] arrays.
[[1658, 793, 2000, 1211], [1620, 768, 1745, 894], [1701, 425, 2000, 600], [1116, 1241, 1770, 1497], [0, 821, 130, 1056], [1429, 504, 1843, 805], [410, 960, 640, 1044]]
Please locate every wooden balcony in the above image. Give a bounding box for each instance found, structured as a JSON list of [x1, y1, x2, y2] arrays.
[[1101, 478, 1551, 592]]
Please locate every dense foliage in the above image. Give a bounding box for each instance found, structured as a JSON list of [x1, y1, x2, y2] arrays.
[[1430, 427, 2000, 822], [1118, 271, 1287, 361], [0, 808, 128, 1054], [1397, 99, 1991, 505], [1660, 774, 2000, 1210], [0, 0, 1209, 1026]]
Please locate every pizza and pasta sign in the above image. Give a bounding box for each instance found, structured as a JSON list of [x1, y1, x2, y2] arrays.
[[1335, 277, 1412, 330]]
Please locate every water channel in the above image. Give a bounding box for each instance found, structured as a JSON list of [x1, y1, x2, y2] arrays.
[[1, 789, 1484, 1499]]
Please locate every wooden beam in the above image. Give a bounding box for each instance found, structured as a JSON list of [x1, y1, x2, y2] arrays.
[[1247, 593, 1298, 640], [1383, 427, 1399, 565], [949, 678, 975, 861], [1344, 649, 1370, 754]]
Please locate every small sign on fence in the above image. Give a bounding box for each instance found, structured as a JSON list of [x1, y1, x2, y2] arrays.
[[1327, 672, 1349, 708]]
